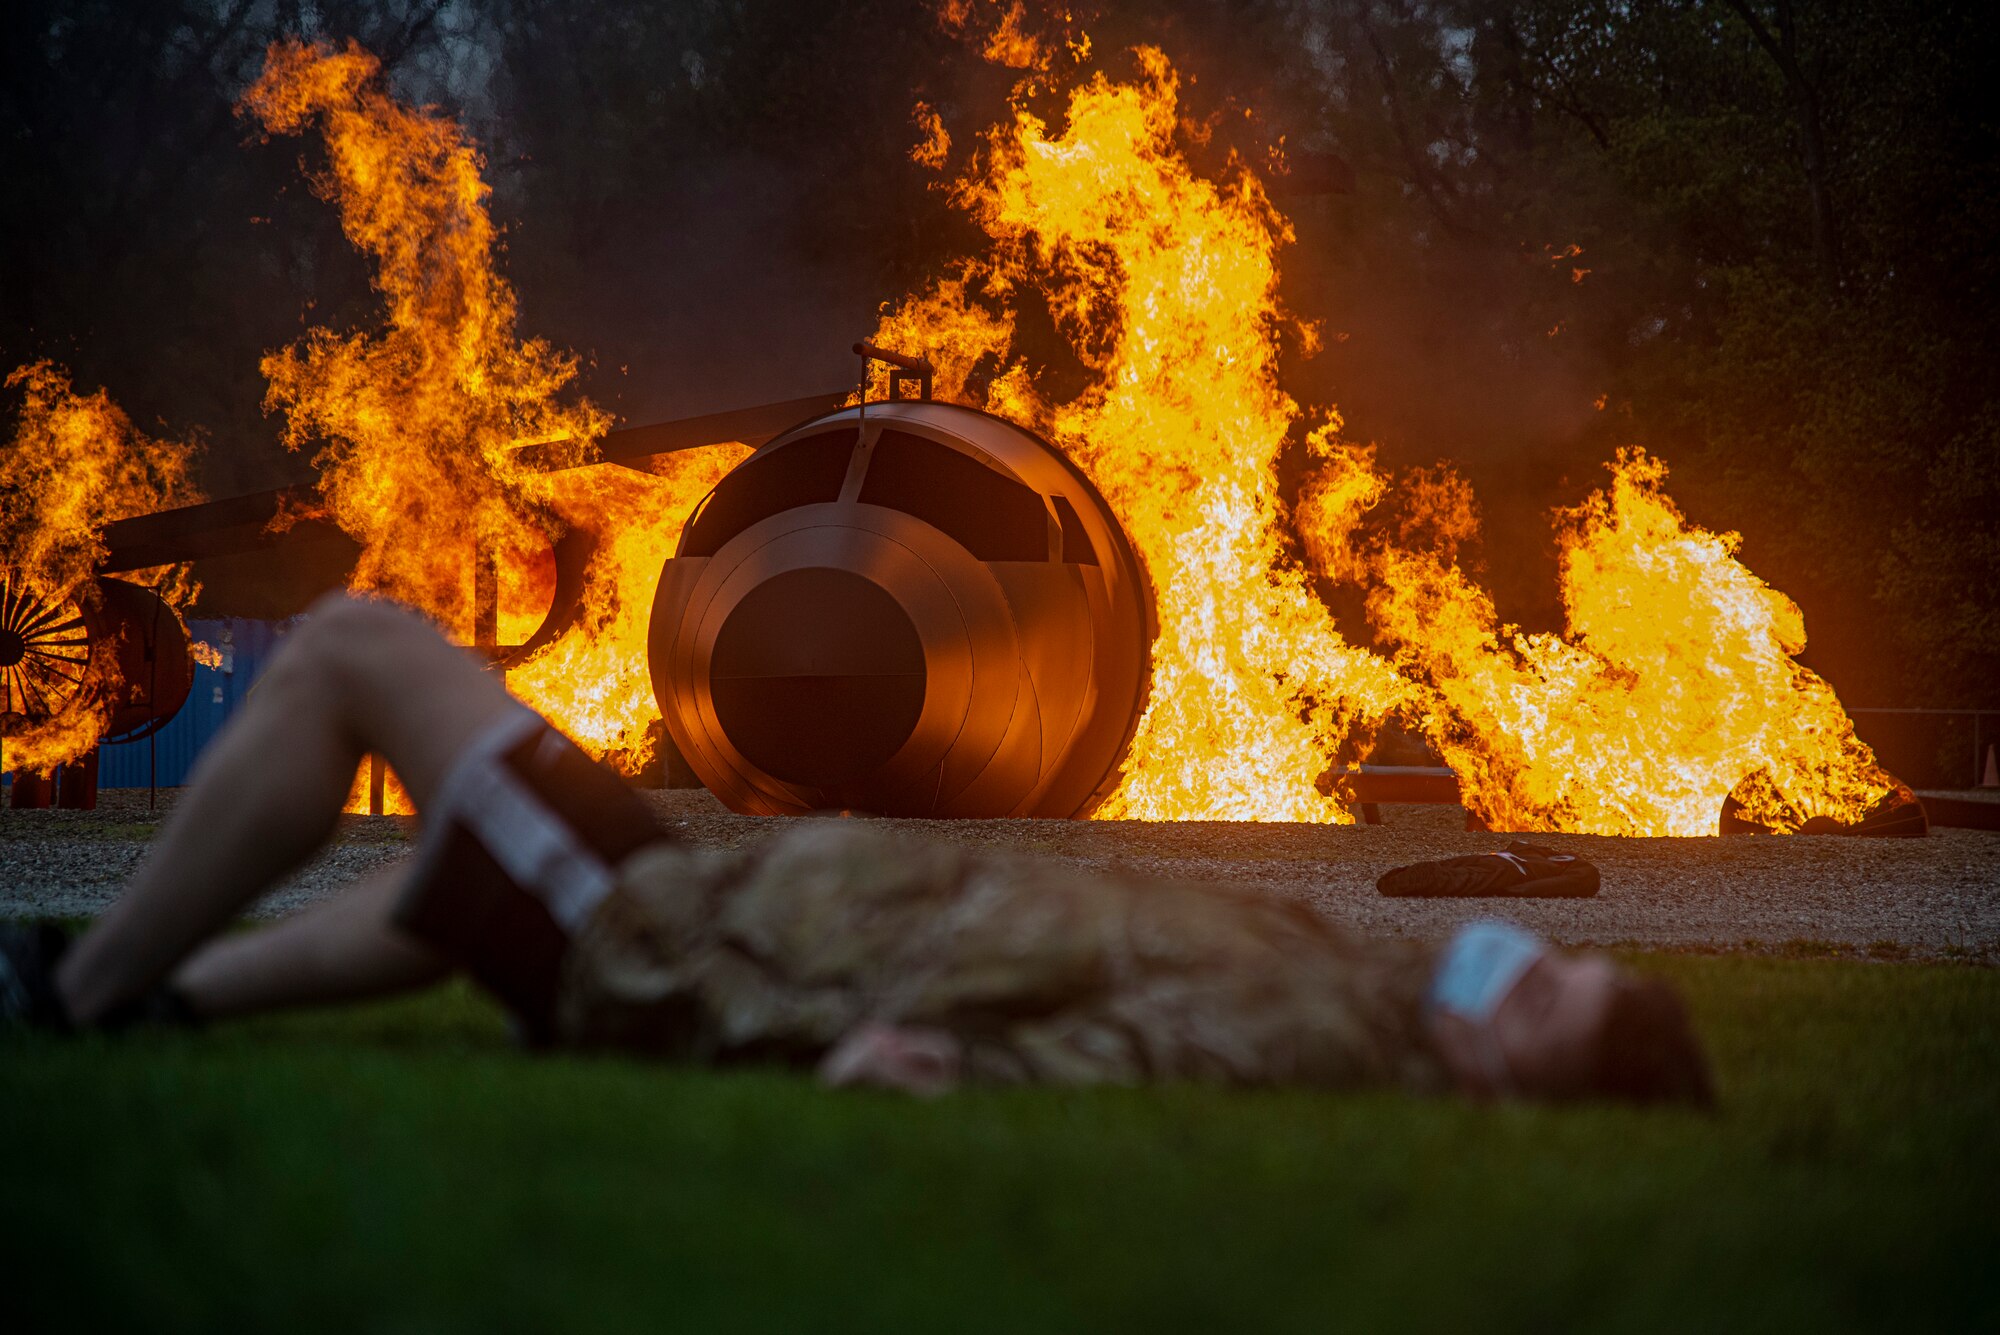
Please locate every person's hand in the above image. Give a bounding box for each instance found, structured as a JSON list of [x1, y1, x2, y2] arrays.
[[819, 1022, 963, 1096]]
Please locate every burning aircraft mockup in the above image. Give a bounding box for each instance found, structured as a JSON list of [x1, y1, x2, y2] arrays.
[[651, 381, 1153, 818], [0, 35, 1944, 836]]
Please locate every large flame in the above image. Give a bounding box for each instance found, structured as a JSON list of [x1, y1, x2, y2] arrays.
[[0, 363, 202, 772], [242, 40, 605, 639], [9, 33, 1893, 835], [1301, 444, 1895, 835], [877, 25, 1890, 832], [870, 48, 1407, 820], [241, 40, 743, 806], [506, 447, 750, 765]]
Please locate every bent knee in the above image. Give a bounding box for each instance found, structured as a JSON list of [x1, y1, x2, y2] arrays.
[[299, 594, 446, 654], [275, 594, 449, 695], [301, 591, 431, 638]]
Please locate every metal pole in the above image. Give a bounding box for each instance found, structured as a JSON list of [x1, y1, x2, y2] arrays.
[[147, 587, 162, 810], [856, 347, 868, 439]]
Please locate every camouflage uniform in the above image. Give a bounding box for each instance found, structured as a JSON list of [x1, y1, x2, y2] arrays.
[[557, 821, 1449, 1091]]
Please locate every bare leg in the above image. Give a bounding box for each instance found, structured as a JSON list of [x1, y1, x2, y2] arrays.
[[168, 865, 448, 1020], [56, 595, 525, 1024]]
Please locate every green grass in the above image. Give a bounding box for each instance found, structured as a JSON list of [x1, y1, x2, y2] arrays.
[[4, 955, 1997, 1333]]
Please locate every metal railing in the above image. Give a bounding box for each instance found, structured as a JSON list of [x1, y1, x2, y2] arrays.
[[1846, 708, 2000, 789]]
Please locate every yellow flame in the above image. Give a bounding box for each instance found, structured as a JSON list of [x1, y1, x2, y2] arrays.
[[1, 362, 201, 772], [982, 1, 1049, 69], [872, 49, 1406, 820], [343, 756, 414, 816], [242, 39, 606, 644], [244, 40, 745, 798], [879, 37, 1891, 833], [243, 33, 1890, 836], [1304, 445, 1895, 835], [1, 363, 201, 604], [507, 447, 750, 774]]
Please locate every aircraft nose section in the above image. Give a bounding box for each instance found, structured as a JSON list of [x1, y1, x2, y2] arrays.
[[708, 566, 927, 789]]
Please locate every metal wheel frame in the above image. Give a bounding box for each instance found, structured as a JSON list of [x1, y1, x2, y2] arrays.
[[0, 574, 92, 728]]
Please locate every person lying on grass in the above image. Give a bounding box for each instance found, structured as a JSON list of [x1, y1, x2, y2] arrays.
[[1, 595, 1711, 1104]]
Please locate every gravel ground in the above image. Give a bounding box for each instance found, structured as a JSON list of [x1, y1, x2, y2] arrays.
[[5, 788, 1997, 960]]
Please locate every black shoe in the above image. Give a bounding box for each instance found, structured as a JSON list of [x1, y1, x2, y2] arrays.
[[1377, 842, 1600, 898], [0, 922, 74, 1030]]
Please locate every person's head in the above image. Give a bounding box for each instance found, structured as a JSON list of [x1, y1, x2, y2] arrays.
[[1434, 945, 1714, 1107]]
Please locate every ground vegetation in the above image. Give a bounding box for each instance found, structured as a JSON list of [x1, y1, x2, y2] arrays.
[[3, 953, 1995, 1331]]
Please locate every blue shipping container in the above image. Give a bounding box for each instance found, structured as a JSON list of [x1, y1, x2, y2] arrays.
[[97, 618, 295, 789]]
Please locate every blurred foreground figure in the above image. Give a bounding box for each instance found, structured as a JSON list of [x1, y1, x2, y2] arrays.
[[4, 597, 1710, 1104]]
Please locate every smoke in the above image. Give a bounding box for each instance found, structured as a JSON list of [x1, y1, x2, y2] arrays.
[[1277, 210, 1616, 637], [501, 152, 883, 425]]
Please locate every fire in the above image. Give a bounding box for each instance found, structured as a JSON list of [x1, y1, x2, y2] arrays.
[[343, 759, 412, 818], [507, 447, 750, 768], [242, 40, 605, 642], [875, 28, 1890, 832], [4, 31, 1897, 836], [1303, 445, 1895, 835], [934, 1, 1091, 72], [870, 48, 1406, 820], [0, 363, 201, 774], [980, 1, 1049, 70], [911, 103, 952, 170], [241, 40, 744, 806]]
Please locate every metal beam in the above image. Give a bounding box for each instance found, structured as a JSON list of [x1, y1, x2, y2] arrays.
[[595, 392, 847, 473], [96, 392, 850, 572], [99, 485, 332, 573]]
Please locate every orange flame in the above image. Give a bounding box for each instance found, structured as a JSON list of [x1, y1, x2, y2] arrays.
[[343, 757, 413, 817], [0, 363, 201, 773], [241, 41, 744, 805], [934, 1, 1092, 71], [879, 36, 1889, 833], [242, 40, 606, 641], [981, 1, 1050, 70], [911, 102, 952, 170], [507, 447, 750, 771], [871, 50, 1407, 820], [242, 33, 1888, 837], [1302, 445, 1895, 835]]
